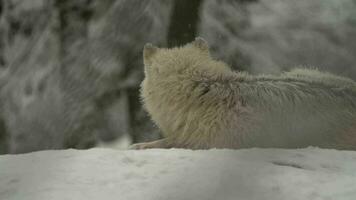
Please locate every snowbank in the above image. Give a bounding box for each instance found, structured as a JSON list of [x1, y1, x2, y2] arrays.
[[1, 148, 356, 200]]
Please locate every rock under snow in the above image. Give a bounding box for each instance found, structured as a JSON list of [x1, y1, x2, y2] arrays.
[[1, 148, 356, 200]]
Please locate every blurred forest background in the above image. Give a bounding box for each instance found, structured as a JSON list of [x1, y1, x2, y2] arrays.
[[0, 0, 355, 154]]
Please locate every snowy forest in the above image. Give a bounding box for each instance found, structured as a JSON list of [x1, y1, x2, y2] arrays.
[[1, 0, 356, 200], [0, 0, 356, 154]]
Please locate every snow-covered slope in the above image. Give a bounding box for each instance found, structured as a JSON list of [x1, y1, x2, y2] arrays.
[[1, 148, 356, 200]]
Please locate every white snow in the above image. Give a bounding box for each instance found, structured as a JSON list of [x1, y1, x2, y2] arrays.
[[1, 148, 356, 200]]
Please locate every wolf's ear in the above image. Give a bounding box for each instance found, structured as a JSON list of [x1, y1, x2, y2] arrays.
[[191, 37, 209, 53], [143, 43, 158, 63]]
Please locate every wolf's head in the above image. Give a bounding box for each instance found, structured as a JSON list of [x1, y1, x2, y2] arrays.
[[142, 37, 212, 79]]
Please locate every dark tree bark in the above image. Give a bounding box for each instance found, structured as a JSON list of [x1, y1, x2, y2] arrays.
[[167, 0, 203, 47]]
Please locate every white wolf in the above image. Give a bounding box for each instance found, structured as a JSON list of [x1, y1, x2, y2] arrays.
[[132, 38, 356, 150]]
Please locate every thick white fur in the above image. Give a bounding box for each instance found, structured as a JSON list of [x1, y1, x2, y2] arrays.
[[133, 38, 356, 150]]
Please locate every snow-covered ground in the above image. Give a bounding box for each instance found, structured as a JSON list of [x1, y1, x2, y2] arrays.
[[1, 148, 356, 200]]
